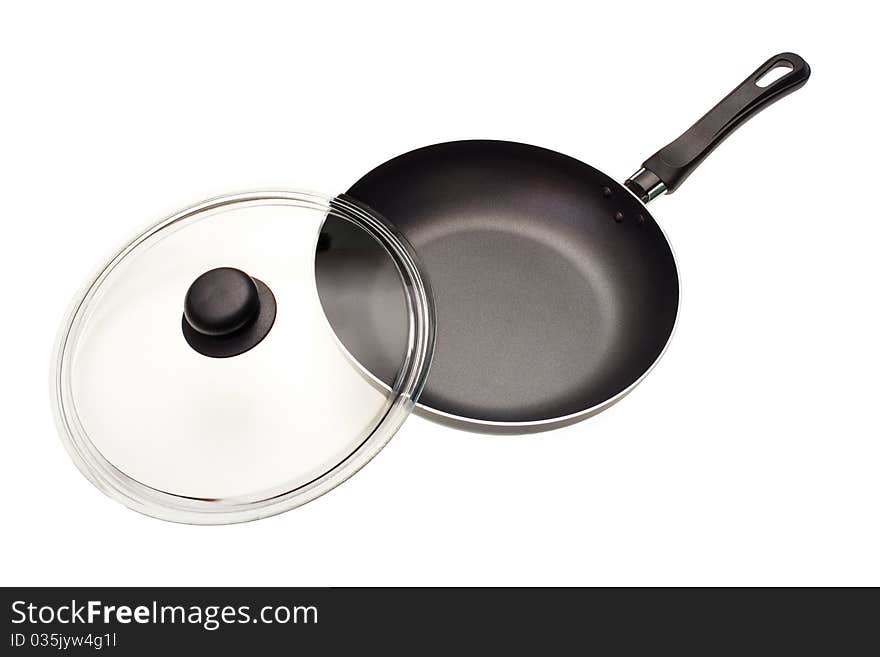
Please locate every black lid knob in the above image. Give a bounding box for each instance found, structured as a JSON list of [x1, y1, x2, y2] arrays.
[[184, 268, 260, 336], [182, 267, 276, 358]]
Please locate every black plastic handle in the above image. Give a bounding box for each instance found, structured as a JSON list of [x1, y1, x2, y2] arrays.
[[626, 53, 810, 201]]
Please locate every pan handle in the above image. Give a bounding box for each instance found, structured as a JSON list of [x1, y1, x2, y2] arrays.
[[625, 52, 810, 203]]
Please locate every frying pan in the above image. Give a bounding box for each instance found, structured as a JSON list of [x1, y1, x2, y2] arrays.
[[316, 53, 810, 433]]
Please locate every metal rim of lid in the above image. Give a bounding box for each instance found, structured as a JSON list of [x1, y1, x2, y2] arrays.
[[50, 191, 435, 525]]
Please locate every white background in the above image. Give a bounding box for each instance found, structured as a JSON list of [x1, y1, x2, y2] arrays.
[[2, 1, 878, 586]]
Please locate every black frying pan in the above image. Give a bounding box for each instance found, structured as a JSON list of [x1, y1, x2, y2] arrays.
[[316, 53, 810, 433]]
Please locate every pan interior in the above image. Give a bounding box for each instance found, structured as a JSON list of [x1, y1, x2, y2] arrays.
[[318, 141, 679, 425]]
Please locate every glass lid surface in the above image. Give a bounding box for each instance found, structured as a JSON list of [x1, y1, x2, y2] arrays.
[[52, 191, 434, 524]]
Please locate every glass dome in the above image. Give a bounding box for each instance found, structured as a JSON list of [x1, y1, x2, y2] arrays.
[[52, 191, 434, 524]]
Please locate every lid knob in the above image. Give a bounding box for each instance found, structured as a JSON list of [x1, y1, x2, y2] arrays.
[[182, 267, 277, 358], [184, 268, 260, 336]]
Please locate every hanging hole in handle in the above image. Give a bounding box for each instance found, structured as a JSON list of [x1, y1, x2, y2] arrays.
[[756, 62, 793, 87]]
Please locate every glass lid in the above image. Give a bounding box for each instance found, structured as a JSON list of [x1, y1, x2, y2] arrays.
[[52, 191, 434, 524]]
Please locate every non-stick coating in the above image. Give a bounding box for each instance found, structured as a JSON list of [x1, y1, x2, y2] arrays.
[[316, 141, 679, 428]]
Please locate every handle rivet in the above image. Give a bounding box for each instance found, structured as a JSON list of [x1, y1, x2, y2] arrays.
[[602, 186, 613, 198], [636, 214, 646, 226], [613, 211, 624, 223]]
